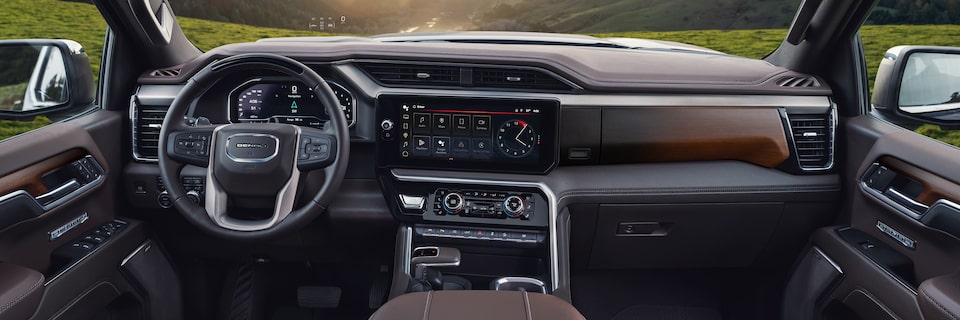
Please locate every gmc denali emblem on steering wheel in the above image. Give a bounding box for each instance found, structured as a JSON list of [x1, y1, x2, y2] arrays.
[[225, 133, 279, 163]]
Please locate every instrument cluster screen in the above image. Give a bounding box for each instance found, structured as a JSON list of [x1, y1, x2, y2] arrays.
[[229, 80, 355, 128], [378, 96, 559, 174]]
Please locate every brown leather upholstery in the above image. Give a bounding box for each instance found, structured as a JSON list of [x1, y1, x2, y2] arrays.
[[370, 291, 585, 320], [0, 263, 44, 320], [919, 273, 960, 320]]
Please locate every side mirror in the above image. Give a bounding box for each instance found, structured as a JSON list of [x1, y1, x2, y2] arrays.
[[873, 46, 960, 129], [0, 40, 95, 121]]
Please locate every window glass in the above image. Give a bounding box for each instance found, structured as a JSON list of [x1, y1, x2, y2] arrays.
[[863, 4, 960, 148], [0, 0, 106, 141]]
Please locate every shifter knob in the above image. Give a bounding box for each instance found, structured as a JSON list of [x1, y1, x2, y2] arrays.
[[422, 267, 443, 291]]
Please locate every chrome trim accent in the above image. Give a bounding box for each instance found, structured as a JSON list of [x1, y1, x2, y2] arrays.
[[36, 179, 81, 205], [877, 220, 917, 250], [120, 240, 153, 267], [224, 133, 280, 163], [493, 277, 547, 294], [399, 194, 425, 210], [402, 225, 413, 275], [886, 187, 929, 212], [204, 126, 301, 231], [131, 85, 183, 162], [48, 212, 88, 241], [390, 170, 561, 291], [812, 246, 843, 274]]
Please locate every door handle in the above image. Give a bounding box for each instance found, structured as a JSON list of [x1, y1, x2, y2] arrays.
[[884, 186, 930, 213], [35, 179, 81, 205]]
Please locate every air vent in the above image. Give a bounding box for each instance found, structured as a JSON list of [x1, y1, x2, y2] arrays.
[[134, 105, 167, 160], [788, 112, 834, 170], [473, 68, 572, 90], [776, 76, 820, 87], [358, 63, 459, 86], [149, 67, 181, 77]]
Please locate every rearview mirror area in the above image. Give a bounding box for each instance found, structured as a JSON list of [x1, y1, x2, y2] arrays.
[[873, 46, 960, 129], [0, 40, 94, 121]]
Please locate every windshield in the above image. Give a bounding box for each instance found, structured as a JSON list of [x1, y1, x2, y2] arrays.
[[169, 0, 800, 59]]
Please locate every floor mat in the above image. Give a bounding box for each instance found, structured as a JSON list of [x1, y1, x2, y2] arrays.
[[610, 305, 722, 320]]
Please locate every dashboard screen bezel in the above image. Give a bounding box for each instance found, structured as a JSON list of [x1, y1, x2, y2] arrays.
[[377, 95, 560, 174]]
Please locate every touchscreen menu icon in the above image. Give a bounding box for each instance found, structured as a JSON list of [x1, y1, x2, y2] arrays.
[[413, 113, 430, 134], [473, 116, 491, 137]]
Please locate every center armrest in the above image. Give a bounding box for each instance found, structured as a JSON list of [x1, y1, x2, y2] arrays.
[[370, 290, 585, 320]]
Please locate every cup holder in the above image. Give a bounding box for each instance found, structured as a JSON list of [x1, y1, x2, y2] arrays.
[[491, 277, 547, 294]]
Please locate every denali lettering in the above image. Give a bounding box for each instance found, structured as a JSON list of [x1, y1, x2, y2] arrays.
[[235, 143, 268, 149]]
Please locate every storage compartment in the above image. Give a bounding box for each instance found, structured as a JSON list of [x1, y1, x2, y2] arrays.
[[589, 203, 783, 269]]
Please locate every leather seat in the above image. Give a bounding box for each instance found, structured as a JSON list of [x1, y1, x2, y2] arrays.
[[0, 263, 44, 320], [370, 290, 585, 320]]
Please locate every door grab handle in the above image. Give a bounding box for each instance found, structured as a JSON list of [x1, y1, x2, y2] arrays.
[[35, 179, 81, 205], [884, 187, 930, 213]]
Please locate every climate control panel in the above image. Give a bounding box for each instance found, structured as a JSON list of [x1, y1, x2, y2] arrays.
[[433, 189, 534, 220]]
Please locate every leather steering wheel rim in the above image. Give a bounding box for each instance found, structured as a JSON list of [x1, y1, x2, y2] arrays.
[[157, 53, 350, 241]]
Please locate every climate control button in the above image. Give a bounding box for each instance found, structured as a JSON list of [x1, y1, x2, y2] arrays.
[[503, 195, 525, 218], [442, 192, 465, 214]]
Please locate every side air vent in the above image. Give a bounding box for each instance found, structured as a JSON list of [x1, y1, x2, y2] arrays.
[[776, 76, 820, 87], [472, 68, 572, 90], [787, 111, 834, 170], [149, 67, 182, 77], [358, 63, 459, 86], [134, 105, 167, 160]]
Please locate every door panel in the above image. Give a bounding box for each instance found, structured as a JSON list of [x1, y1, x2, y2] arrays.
[[0, 110, 151, 319], [796, 115, 960, 320]]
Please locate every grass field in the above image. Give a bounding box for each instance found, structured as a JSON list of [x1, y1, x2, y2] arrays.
[[1, 0, 959, 146]]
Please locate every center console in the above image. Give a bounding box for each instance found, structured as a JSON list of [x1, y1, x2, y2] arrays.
[[376, 95, 560, 296]]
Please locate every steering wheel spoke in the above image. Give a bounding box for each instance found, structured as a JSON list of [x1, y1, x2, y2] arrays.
[[166, 127, 217, 167]]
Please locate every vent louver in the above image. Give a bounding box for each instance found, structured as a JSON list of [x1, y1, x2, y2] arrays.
[[149, 67, 181, 77], [472, 68, 572, 90], [788, 112, 833, 170], [776, 76, 820, 87], [134, 105, 167, 160], [358, 63, 459, 86]]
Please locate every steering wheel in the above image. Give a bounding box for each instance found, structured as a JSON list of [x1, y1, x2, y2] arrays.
[[158, 53, 350, 241]]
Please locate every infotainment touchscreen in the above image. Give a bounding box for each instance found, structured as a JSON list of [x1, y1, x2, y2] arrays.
[[377, 96, 559, 174]]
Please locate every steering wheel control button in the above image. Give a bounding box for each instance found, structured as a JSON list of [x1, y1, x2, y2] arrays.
[[297, 134, 337, 170], [225, 133, 279, 163], [171, 132, 213, 165]]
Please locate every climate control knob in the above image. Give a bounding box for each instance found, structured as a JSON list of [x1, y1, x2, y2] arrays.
[[503, 195, 525, 218], [441, 192, 465, 215]]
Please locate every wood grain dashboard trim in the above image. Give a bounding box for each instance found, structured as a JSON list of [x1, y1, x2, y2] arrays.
[[601, 106, 790, 168]]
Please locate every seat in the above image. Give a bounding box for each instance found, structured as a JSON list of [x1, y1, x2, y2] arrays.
[[370, 290, 585, 320]]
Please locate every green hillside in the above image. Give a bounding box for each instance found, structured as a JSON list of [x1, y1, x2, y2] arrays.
[[1, 0, 959, 146]]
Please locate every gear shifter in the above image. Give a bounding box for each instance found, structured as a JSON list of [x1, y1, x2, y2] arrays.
[[422, 267, 443, 290]]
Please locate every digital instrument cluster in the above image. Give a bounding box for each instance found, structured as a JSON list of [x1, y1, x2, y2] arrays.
[[377, 96, 559, 173], [229, 79, 355, 128]]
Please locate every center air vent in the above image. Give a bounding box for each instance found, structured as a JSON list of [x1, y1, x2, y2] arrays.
[[787, 111, 834, 170], [358, 63, 459, 86], [356, 61, 576, 91], [133, 105, 168, 160], [472, 68, 572, 90]]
